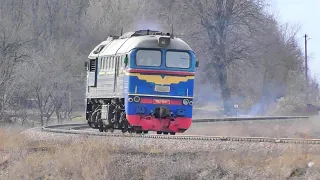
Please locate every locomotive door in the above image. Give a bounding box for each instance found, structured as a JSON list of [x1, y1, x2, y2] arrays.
[[113, 56, 120, 95]]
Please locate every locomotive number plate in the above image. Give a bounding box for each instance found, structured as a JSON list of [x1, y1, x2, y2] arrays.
[[153, 99, 170, 104], [154, 85, 170, 92]]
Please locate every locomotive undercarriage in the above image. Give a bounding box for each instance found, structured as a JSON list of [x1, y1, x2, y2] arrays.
[[86, 98, 176, 135], [86, 98, 151, 134], [86, 98, 135, 133]]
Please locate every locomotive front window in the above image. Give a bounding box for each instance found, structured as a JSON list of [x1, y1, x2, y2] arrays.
[[166, 51, 190, 68], [136, 50, 161, 67]]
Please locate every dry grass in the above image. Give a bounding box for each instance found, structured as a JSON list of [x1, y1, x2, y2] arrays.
[[1, 127, 320, 179], [1, 129, 112, 180]]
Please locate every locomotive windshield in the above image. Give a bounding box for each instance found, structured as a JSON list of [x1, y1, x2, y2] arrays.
[[165, 51, 191, 68], [136, 50, 161, 67]]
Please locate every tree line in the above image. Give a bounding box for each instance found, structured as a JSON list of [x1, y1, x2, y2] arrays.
[[0, 0, 318, 125]]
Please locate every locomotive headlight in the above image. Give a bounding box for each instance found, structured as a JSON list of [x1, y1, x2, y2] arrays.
[[134, 96, 141, 103], [128, 98, 133, 102], [182, 99, 189, 105], [158, 37, 170, 47]]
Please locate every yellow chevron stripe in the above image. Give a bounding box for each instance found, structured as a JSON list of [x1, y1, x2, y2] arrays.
[[126, 73, 194, 85]]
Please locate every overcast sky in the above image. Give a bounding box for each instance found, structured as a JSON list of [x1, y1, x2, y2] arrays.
[[268, 0, 320, 81]]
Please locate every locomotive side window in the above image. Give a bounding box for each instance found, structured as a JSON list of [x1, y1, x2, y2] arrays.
[[102, 57, 106, 70], [105, 57, 107, 70], [136, 50, 161, 67], [166, 51, 190, 68], [105, 57, 108, 69], [106, 57, 109, 69], [121, 55, 126, 67], [99, 58, 103, 70], [109, 57, 112, 69], [111, 56, 115, 69], [101, 57, 104, 69]]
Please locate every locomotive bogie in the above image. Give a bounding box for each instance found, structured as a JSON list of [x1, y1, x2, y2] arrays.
[[85, 97, 131, 132]]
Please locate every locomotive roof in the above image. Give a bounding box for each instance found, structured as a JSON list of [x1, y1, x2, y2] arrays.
[[88, 30, 192, 58]]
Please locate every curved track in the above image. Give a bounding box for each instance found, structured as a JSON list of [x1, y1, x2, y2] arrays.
[[42, 116, 320, 145]]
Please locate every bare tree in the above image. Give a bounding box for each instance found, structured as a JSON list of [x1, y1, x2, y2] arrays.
[[0, 0, 31, 122], [22, 52, 55, 126], [150, 0, 310, 115], [172, 0, 266, 114]]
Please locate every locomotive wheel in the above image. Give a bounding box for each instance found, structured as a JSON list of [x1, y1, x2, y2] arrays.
[[109, 128, 114, 133], [93, 123, 99, 129], [99, 126, 103, 132], [163, 132, 168, 135], [156, 131, 162, 134], [143, 131, 148, 134], [88, 122, 94, 128], [128, 128, 134, 133], [122, 125, 128, 133], [136, 130, 142, 134], [170, 132, 176, 135], [98, 119, 104, 132], [121, 120, 128, 133]]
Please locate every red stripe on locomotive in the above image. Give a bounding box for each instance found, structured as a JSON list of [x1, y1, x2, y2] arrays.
[[140, 97, 182, 105], [127, 69, 195, 76]]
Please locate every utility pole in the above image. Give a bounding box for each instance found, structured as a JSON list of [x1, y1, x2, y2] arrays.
[[316, 83, 319, 102], [304, 34, 309, 102]]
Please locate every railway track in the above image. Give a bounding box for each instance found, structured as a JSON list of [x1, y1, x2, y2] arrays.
[[41, 116, 320, 145], [192, 116, 310, 123]]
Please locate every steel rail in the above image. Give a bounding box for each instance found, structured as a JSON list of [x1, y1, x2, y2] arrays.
[[192, 116, 311, 123], [42, 122, 320, 145]]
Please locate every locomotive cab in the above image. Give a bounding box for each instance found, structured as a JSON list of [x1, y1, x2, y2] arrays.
[[123, 35, 197, 134]]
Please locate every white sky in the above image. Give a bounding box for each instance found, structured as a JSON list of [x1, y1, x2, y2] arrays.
[[268, 0, 320, 81]]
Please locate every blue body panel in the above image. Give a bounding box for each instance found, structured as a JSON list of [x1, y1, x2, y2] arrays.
[[123, 76, 194, 118]]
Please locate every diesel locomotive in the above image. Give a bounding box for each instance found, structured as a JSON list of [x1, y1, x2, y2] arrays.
[[85, 30, 199, 135]]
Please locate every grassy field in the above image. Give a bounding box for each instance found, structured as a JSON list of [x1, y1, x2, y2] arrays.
[[1, 126, 320, 179]]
